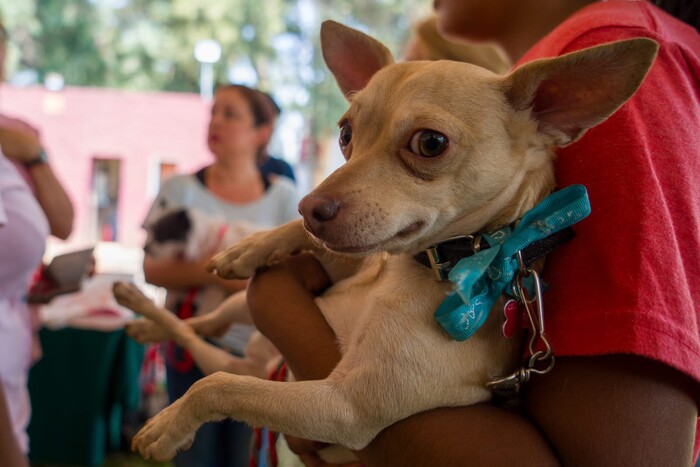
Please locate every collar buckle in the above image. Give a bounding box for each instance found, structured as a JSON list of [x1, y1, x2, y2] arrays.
[[425, 234, 477, 282]]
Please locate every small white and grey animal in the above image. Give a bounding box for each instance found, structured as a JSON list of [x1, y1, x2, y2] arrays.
[[143, 208, 262, 315]]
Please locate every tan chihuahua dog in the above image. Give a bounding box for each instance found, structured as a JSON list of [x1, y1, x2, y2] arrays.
[[131, 21, 657, 460]]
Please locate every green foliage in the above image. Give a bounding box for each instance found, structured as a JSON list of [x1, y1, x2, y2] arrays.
[[99, 0, 288, 92], [0, 0, 431, 141], [35, 0, 108, 85], [303, 0, 431, 139]]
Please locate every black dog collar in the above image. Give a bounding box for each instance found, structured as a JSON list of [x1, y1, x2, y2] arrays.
[[414, 227, 575, 281]]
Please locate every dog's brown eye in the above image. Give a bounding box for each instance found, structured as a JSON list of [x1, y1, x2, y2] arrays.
[[339, 123, 352, 148], [410, 131, 448, 158]]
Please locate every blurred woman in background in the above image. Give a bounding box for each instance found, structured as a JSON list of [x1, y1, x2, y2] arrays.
[[141, 84, 299, 467]]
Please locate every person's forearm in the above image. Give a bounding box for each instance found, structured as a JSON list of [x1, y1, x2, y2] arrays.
[[214, 275, 249, 294], [356, 404, 558, 467], [144, 255, 247, 292], [143, 256, 208, 289], [186, 312, 240, 338], [186, 314, 227, 337], [130, 304, 250, 377], [28, 163, 74, 239], [26, 163, 74, 239], [187, 291, 252, 337], [247, 254, 337, 381], [525, 355, 699, 467], [180, 333, 262, 377]]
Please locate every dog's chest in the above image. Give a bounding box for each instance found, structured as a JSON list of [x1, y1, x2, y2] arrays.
[[315, 255, 450, 353]]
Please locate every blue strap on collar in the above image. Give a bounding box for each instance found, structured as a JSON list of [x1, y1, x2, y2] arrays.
[[434, 184, 591, 341]]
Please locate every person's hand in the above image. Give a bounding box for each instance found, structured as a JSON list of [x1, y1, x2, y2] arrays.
[[125, 317, 169, 344], [0, 115, 43, 163], [284, 435, 363, 467]]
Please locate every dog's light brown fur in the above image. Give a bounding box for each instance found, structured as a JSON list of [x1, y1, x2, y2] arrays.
[[130, 21, 657, 461]]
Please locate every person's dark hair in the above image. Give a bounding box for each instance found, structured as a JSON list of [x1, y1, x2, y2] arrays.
[[653, 0, 700, 32], [219, 84, 273, 128], [260, 91, 281, 119], [255, 91, 281, 164]]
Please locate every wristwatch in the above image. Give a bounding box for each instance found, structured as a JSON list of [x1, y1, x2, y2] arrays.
[[23, 148, 49, 168]]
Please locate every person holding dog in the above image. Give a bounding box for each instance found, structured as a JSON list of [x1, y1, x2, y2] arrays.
[[141, 84, 299, 467], [244, 1, 700, 466]]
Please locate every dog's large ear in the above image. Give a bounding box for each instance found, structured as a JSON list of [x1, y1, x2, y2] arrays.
[[504, 38, 659, 146], [321, 20, 394, 97]]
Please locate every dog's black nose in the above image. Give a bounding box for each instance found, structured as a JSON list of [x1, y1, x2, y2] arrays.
[[312, 200, 339, 222], [299, 194, 340, 235]]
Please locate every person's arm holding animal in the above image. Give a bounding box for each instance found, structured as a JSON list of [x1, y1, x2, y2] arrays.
[[143, 254, 248, 295], [126, 289, 252, 344], [248, 255, 698, 467], [0, 116, 73, 239], [141, 180, 251, 296], [247, 253, 337, 381], [137, 85, 299, 467], [187, 290, 252, 334], [247, 259, 559, 467], [117, 282, 275, 378], [181, 329, 263, 377]]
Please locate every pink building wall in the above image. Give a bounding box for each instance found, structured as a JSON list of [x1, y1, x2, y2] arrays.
[[1, 84, 214, 257]]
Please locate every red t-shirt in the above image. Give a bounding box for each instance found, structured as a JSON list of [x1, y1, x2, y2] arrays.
[[517, 0, 700, 454]]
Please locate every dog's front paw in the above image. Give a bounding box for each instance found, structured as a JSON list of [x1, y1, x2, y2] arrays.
[[207, 228, 296, 279], [131, 401, 198, 462]]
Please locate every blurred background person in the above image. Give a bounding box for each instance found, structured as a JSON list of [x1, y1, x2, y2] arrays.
[[0, 141, 44, 467], [141, 83, 299, 467], [0, 383, 29, 467], [0, 18, 74, 465]]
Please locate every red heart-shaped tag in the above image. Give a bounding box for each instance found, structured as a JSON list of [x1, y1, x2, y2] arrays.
[[502, 299, 526, 338]]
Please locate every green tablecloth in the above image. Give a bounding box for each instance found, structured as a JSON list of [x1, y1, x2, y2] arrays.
[[27, 327, 143, 466]]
